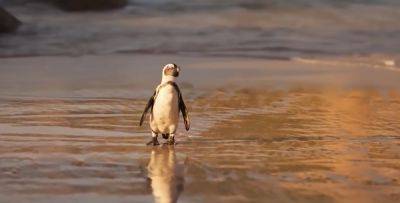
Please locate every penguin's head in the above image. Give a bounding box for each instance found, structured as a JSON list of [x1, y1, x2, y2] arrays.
[[163, 63, 180, 77]]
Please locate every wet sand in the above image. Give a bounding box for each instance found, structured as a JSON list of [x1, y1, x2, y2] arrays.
[[0, 54, 400, 203]]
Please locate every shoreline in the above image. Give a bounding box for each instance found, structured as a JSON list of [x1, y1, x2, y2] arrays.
[[0, 53, 399, 99]]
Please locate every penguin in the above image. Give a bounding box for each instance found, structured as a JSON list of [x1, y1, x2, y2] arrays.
[[139, 63, 190, 145]]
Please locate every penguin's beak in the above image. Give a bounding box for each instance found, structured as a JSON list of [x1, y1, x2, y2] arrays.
[[172, 68, 180, 77]]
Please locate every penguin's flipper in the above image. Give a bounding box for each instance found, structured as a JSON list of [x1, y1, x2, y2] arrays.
[[139, 91, 156, 126], [168, 82, 190, 131], [179, 94, 190, 131]]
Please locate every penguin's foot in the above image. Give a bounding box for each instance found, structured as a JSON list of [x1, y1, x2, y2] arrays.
[[146, 137, 159, 146], [162, 133, 169, 139], [166, 136, 175, 145]]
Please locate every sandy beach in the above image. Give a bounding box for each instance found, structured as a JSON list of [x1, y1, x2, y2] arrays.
[[0, 54, 399, 203]]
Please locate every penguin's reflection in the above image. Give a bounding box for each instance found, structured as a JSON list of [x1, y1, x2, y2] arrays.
[[147, 146, 185, 203]]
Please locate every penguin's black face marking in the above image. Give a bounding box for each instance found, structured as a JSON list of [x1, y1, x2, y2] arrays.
[[163, 64, 180, 77], [173, 70, 179, 77]]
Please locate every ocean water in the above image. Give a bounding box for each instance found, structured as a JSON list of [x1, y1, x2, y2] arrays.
[[1, 0, 400, 61]]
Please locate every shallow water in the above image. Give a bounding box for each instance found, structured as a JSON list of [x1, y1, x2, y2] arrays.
[[0, 86, 399, 203]]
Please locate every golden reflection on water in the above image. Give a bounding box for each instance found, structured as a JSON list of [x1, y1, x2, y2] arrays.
[[184, 87, 400, 203], [0, 87, 399, 203]]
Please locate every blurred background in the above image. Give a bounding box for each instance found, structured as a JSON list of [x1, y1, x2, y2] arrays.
[[1, 0, 400, 60]]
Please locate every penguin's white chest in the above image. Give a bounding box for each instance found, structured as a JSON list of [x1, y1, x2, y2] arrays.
[[150, 85, 179, 133]]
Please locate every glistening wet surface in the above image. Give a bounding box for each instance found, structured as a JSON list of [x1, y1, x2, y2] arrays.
[[0, 88, 399, 203]]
